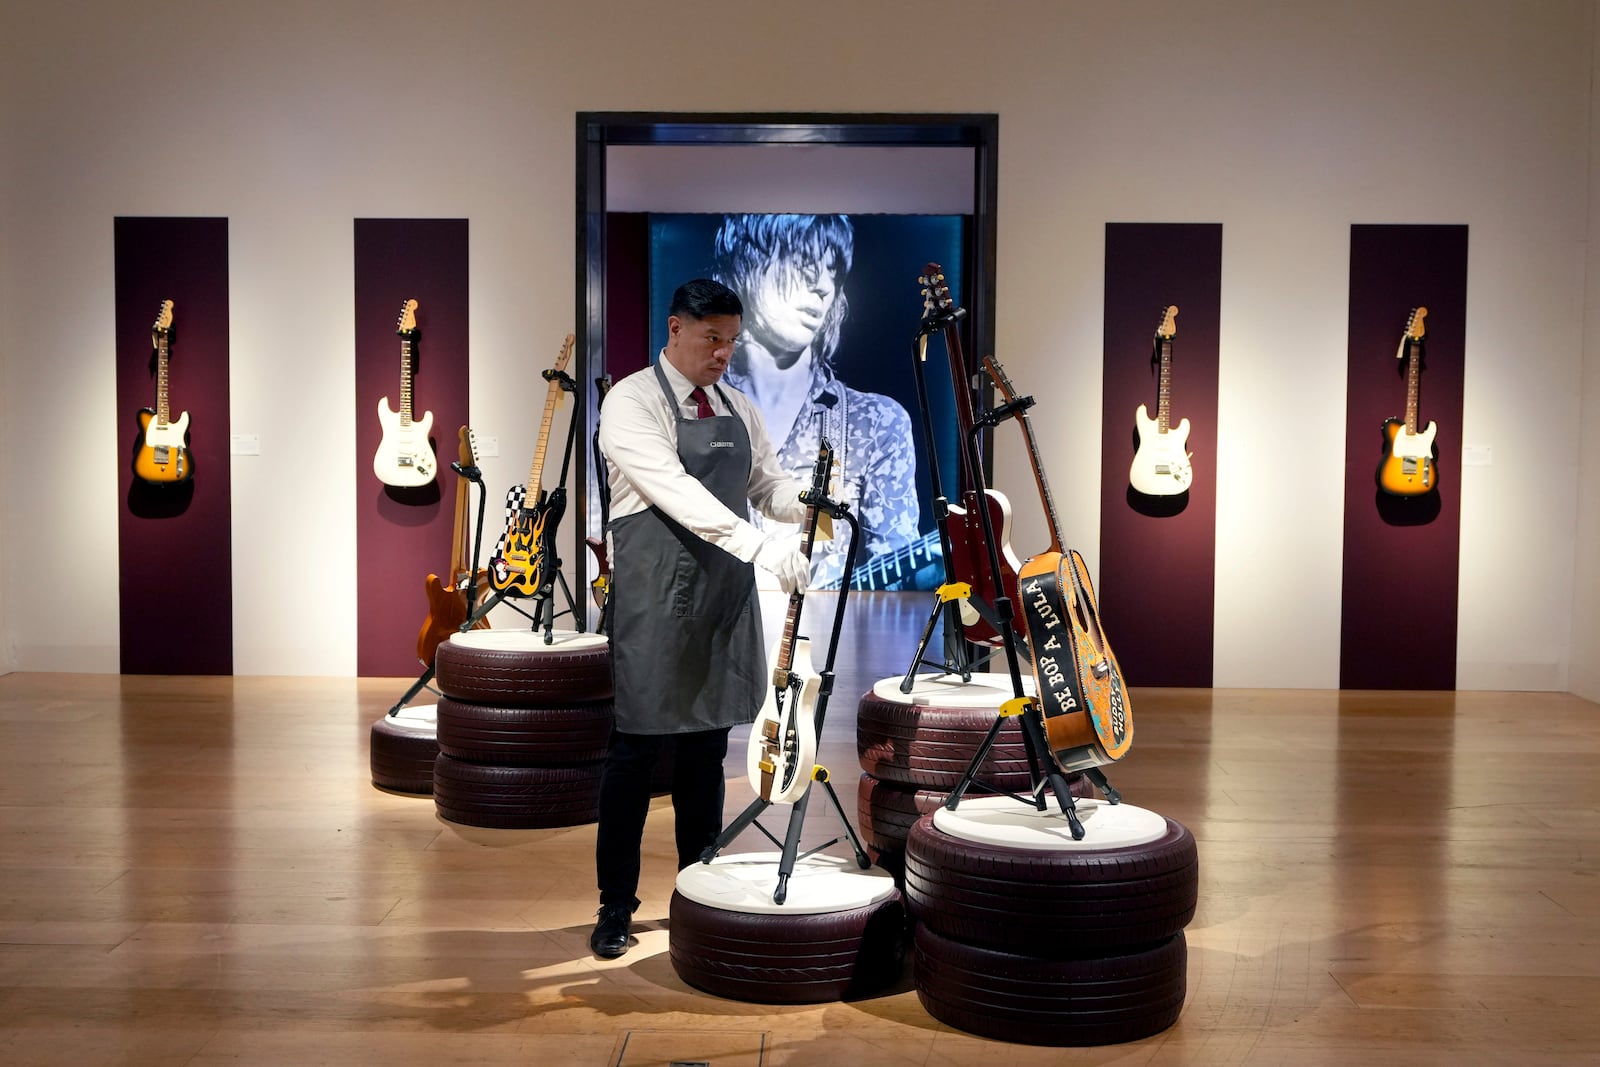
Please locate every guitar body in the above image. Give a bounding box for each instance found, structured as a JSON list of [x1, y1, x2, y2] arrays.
[[132, 407, 194, 484], [1129, 404, 1192, 495], [372, 397, 437, 487], [944, 488, 1023, 644], [1018, 549, 1133, 773], [1377, 417, 1438, 495], [416, 568, 492, 665], [489, 487, 566, 597], [585, 535, 610, 609], [745, 636, 822, 805]]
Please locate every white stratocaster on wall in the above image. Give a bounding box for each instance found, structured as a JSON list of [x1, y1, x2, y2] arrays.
[[1129, 305, 1191, 496], [373, 298, 437, 487]]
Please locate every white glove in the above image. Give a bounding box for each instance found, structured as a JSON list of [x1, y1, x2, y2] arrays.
[[754, 535, 810, 595], [773, 492, 809, 525]]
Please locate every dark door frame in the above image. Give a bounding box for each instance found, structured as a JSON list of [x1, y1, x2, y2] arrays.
[[572, 111, 999, 613]]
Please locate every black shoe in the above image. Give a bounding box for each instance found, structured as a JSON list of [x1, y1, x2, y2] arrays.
[[589, 904, 633, 959]]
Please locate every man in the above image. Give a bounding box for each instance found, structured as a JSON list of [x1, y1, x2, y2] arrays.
[[589, 278, 810, 959], [713, 213, 920, 589]]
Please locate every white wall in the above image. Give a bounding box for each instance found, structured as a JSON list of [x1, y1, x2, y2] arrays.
[[1573, 4, 1600, 704], [0, 0, 1592, 690]]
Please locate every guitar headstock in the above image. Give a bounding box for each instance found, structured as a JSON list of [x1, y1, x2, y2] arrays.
[[919, 262, 957, 323], [460, 425, 480, 466], [983, 355, 1020, 404], [1156, 305, 1179, 340], [1407, 307, 1428, 339], [555, 333, 576, 373], [151, 300, 174, 343], [396, 299, 419, 336]]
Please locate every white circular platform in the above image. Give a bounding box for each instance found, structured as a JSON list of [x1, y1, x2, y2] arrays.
[[388, 702, 437, 728], [446, 629, 608, 652], [873, 671, 1035, 707], [674, 852, 898, 915], [932, 795, 1168, 851]]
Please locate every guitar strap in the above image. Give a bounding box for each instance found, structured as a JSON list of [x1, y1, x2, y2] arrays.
[[1018, 555, 1098, 773]]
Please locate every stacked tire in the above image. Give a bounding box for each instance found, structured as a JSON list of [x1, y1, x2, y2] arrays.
[[430, 630, 614, 828], [855, 674, 1091, 880], [905, 797, 1198, 1046], [370, 702, 440, 795]]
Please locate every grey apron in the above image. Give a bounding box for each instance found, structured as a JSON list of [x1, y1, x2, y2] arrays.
[[606, 362, 766, 734]]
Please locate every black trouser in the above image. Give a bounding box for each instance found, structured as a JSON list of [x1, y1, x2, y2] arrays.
[[595, 726, 730, 911]]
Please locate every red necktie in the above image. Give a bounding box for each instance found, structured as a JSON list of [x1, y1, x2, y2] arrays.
[[689, 387, 714, 419]]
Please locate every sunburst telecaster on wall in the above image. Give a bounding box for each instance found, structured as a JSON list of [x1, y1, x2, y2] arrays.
[[488, 334, 576, 598], [132, 299, 195, 485], [1377, 306, 1437, 496], [1129, 304, 1191, 496], [373, 299, 437, 487]]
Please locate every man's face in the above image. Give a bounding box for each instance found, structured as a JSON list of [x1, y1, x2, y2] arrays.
[[665, 312, 742, 387], [744, 254, 839, 354]]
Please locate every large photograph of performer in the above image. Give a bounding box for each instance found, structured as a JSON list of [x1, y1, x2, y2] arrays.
[[649, 212, 965, 592]]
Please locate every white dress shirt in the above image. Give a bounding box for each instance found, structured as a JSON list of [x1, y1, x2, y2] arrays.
[[599, 354, 807, 563]]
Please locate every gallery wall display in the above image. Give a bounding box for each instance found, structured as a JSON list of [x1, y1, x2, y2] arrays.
[[1097, 223, 1223, 688], [114, 216, 234, 675], [1339, 224, 1468, 690], [354, 218, 471, 677]]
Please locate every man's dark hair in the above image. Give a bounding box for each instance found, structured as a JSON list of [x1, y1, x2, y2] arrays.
[[669, 278, 743, 321]]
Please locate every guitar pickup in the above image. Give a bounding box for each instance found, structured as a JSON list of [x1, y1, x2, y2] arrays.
[[152, 445, 170, 463], [397, 456, 415, 468]]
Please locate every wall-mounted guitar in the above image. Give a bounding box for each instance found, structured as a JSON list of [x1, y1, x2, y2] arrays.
[[417, 427, 493, 666], [488, 333, 576, 597], [372, 298, 437, 487], [920, 264, 1021, 645], [1129, 304, 1192, 496], [132, 300, 195, 484], [1377, 306, 1437, 496], [987, 357, 1133, 773], [746, 437, 834, 805]]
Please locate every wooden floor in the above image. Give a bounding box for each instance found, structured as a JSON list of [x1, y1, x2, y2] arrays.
[[2, 593, 1598, 1065]]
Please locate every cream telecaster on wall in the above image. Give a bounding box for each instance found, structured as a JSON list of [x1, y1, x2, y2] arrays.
[[1129, 305, 1191, 496], [373, 298, 437, 487]]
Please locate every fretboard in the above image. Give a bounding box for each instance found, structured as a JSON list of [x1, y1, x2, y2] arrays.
[[154, 332, 171, 426], [985, 357, 1062, 554], [1156, 338, 1173, 433], [525, 376, 563, 497], [399, 337, 415, 426], [1405, 337, 1422, 434]]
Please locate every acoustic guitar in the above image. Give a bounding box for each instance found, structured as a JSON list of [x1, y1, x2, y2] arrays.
[[987, 357, 1133, 772], [488, 334, 576, 597], [1377, 307, 1437, 496], [416, 427, 492, 665], [1129, 305, 1192, 496], [132, 300, 195, 484], [372, 299, 437, 487], [745, 437, 834, 805], [920, 264, 1022, 645]]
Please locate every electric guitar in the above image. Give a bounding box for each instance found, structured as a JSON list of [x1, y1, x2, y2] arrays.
[[587, 374, 613, 611], [488, 334, 576, 597], [372, 299, 437, 487], [1377, 307, 1437, 496], [921, 264, 1022, 645], [746, 438, 834, 805], [416, 427, 493, 665], [132, 300, 195, 484], [987, 357, 1133, 772], [1129, 305, 1192, 496], [817, 528, 943, 591]]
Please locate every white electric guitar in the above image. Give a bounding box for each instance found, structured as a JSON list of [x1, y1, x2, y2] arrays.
[[373, 298, 437, 487], [1129, 305, 1192, 496]]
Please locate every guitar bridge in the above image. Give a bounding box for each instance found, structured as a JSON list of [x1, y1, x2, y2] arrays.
[[153, 445, 170, 463]]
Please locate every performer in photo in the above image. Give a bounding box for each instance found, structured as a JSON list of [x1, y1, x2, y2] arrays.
[[713, 213, 920, 589], [589, 278, 810, 959]]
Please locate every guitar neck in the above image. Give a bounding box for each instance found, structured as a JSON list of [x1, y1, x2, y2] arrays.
[[985, 357, 1064, 554], [399, 337, 415, 425], [154, 331, 171, 426], [448, 429, 473, 580], [1405, 337, 1422, 434], [1156, 338, 1173, 432], [524, 376, 565, 500]]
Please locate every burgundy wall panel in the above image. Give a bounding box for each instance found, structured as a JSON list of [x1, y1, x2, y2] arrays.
[[114, 217, 233, 675], [354, 219, 470, 677], [1339, 225, 1467, 689], [1098, 223, 1222, 688]]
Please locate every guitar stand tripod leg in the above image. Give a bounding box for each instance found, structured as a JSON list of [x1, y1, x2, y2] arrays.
[[386, 665, 436, 717]]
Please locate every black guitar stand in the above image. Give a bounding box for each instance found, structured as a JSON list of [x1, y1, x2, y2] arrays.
[[698, 493, 873, 906], [939, 383, 1119, 841]]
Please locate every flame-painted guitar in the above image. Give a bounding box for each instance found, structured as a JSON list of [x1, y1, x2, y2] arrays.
[[372, 299, 437, 487], [921, 264, 1022, 645], [1130, 305, 1192, 496], [416, 427, 493, 665], [745, 437, 834, 805], [1377, 307, 1437, 496], [987, 357, 1133, 772], [132, 300, 194, 484], [488, 334, 576, 597]]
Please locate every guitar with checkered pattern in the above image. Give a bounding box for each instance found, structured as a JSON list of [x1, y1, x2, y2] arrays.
[[488, 334, 576, 597], [372, 299, 437, 487], [132, 300, 195, 484]]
